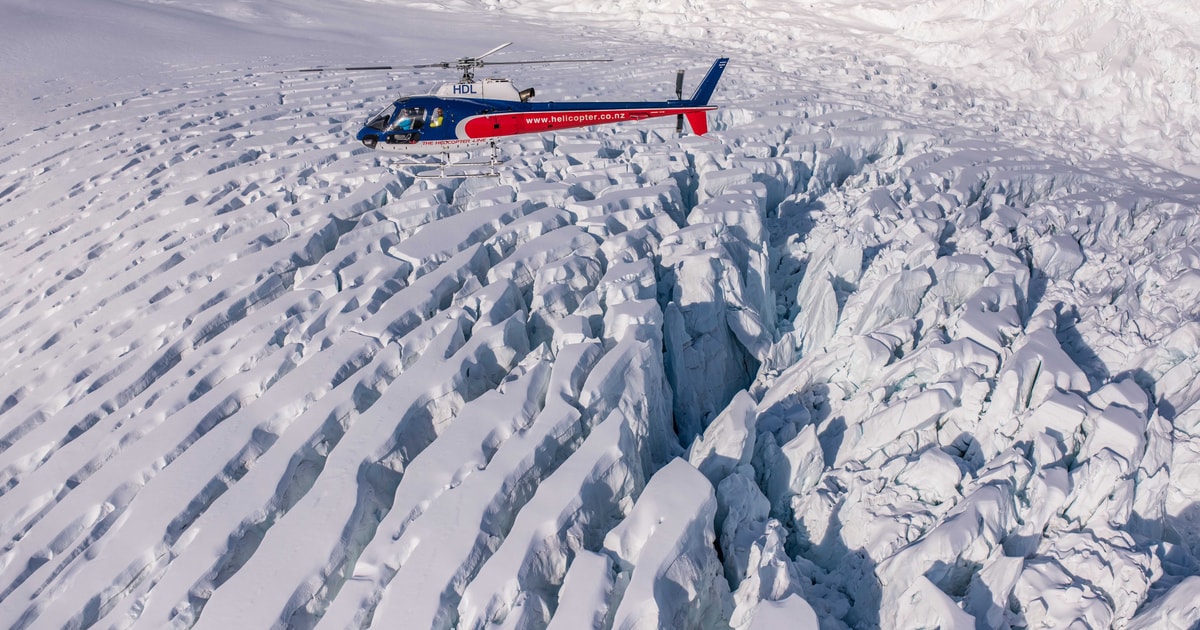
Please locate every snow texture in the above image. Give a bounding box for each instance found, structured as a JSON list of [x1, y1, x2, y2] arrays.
[[2, 0, 1200, 628]]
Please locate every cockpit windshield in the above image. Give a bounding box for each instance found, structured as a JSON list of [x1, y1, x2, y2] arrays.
[[367, 103, 397, 131]]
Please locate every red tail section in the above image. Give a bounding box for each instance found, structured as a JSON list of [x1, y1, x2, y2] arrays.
[[685, 111, 709, 135]]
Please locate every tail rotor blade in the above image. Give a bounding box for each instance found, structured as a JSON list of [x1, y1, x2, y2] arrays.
[[676, 69, 685, 135]]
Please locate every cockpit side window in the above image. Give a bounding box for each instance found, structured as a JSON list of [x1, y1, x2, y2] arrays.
[[389, 107, 426, 132]]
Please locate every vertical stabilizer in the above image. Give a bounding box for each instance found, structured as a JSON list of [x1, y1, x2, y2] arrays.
[[684, 111, 709, 135], [688, 58, 730, 106]]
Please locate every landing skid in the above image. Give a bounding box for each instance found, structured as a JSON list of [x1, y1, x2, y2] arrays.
[[393, 143, 504, 179]]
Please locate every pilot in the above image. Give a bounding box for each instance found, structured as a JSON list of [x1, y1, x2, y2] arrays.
[[431, 108, 444, 128], [392, 108, 422, 132]]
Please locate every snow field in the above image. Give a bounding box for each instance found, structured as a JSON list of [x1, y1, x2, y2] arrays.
[[3, 4, 1200, 628], [483, 0, 1200, 172]]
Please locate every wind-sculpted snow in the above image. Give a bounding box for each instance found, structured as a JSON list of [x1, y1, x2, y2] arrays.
[[4, 3, 1200, 628]]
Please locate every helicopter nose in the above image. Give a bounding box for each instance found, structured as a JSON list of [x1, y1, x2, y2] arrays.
[[362, 135, 379, 149]]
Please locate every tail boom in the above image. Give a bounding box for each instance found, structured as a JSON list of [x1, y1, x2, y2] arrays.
[[452, 58, 728, 140], [460, 106, 715, 138]]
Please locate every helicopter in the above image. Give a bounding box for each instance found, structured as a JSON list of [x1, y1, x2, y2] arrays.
[[299, 43, 729, 177]]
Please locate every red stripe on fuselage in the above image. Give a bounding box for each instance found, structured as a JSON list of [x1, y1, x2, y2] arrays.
[[460, 107, 715, 139]]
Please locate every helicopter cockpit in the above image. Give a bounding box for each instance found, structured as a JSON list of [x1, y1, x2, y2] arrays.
[[367, 104, 425, 131], [364, 102, 447, 146]]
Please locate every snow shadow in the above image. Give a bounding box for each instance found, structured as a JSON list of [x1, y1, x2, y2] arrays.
[[804, 526, 882, 628], [772, 196, 820, 246], [1052, 303, 1110, 391], [1162, 502, 1200, 576]]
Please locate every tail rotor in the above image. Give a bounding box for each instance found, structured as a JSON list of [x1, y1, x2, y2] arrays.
[[675, 69, 686, 136]]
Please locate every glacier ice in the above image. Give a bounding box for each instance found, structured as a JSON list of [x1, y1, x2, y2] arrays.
[[3, 1, 1200, 628]]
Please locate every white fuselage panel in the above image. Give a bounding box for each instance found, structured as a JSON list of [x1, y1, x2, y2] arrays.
[[433, 79, 523, 101]]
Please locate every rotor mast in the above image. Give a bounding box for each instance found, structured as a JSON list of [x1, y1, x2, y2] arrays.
[[413, 42, 513, 83]]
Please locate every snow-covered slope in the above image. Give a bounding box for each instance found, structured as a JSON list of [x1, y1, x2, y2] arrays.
[[2, 0, 1200, 628], [483, 0, 1200, 175]]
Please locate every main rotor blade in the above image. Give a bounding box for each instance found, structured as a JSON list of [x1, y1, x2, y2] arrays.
[[480, 58, 613, 66], [294, 54, 612, 74], [475, 42, 513, 60], [412, 58, 611, 69], [293, 65, 403, 73]]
